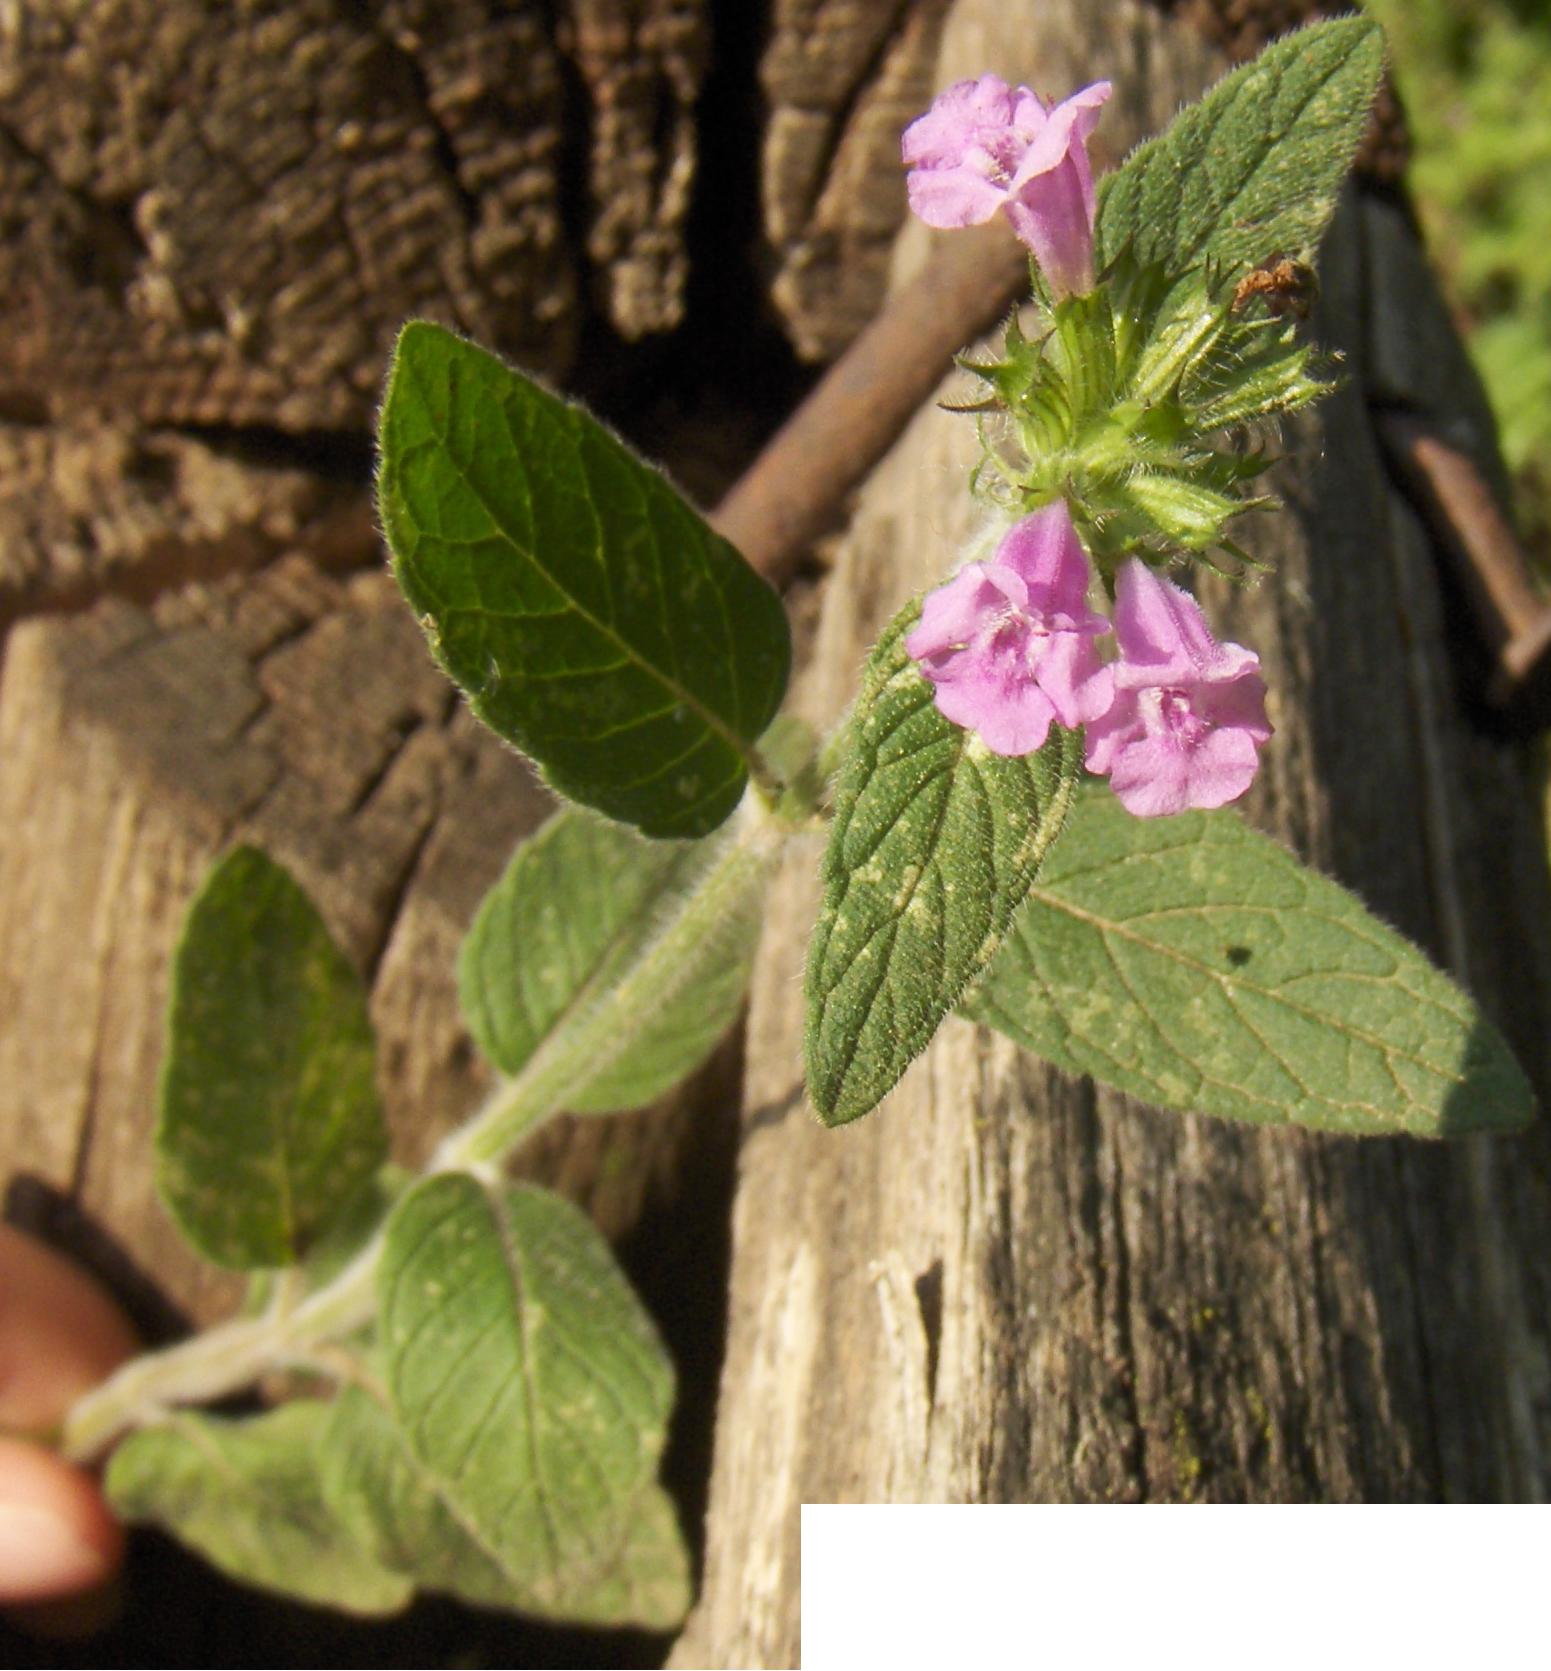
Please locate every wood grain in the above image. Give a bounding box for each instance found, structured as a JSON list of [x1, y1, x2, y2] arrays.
[[0, 0, 707, 429], [676, 7, 1551, 1667]]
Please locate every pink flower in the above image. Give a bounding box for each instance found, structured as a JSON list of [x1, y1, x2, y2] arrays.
[[906, 503, 1113, 756], [1084, 560, 1272, 817], [901, 73, 1112, 297]]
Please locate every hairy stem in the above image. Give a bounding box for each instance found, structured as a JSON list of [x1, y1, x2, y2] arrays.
[[61, 799, 791, 1462]]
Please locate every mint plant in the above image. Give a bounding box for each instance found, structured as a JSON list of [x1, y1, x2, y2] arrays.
[[55, 16, 1533, 1627]]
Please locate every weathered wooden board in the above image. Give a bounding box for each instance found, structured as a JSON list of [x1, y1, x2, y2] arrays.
[[0, 418, 371, 628], [675, 6, 1551, 1666], [0, 0, 707, 428]]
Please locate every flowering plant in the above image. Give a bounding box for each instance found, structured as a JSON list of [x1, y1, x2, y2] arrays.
[[902, 74, 1111, 297], [48, 16, 1533, 1635], [897, 66, 1321, 821]]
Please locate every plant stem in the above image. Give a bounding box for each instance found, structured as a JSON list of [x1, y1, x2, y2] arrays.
[[61, 1245, 378, 1462], [432, 796, 788, 1169], [61, 799, 792, 1462]]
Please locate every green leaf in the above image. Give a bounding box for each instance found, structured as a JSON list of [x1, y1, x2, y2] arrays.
[[1097, 19, 1385, 283], [321, 1387, 690, 1628], [244, 1165, 414, 1317], [963, 788, 1535, 1137], [804, 604, 1081, 1126], [378, 1174, 684, 1616], [460, 807, 761, 1113], [105, 1403, 411, 1615], [156, 847, 387, 1270], [378, 321, 791, 839]]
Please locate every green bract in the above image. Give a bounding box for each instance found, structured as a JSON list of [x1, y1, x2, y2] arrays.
[[964, 264, 1327, 578]]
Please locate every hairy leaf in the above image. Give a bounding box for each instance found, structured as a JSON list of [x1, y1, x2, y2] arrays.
[[379, 322, 790, 838], [378, 1175, 681, 1614], [460, 808, 761, 1113], [156, 847, 386, 1270], [804, 604, 1081, 1126], [1097, 19, 1384, 283], [322, 1387, 690, 1627], [964, 788, 1534, 1137], [105, 1404, 410, 1614]]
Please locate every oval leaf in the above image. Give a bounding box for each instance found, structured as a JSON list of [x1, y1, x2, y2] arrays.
[[804, 604, 1081, 1126], [322, 1386, 690, 1628], [157, 846, 387, 1270], [105, 1404, 411, 1615], [1097, 18, 1384, 282], [460, 807, 762, 1113], [379, 1175, 677, 1611], [378, 321, 791, 838], [964, 788, 1535, 1137]]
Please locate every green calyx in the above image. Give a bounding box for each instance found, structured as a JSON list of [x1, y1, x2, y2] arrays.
[[957, 255, 1330, 584]]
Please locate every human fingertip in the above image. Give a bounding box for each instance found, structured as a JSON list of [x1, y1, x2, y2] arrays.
[[0, 1439, 123, 1605]]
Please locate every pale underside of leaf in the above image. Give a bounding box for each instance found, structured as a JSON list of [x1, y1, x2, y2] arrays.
[[965, 790, 1534, 1137], [378, 1175, 680, 1611], [105, 1404, 411, 1615], [322, 1385, 689, 1627]]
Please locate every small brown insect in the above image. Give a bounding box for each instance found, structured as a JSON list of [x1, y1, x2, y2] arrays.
[[1231, 257, 1318, 319]]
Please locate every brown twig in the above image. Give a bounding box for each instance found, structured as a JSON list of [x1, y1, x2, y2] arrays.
[[1376, 412, 1551, 708], [710, 222, 1029, 585]]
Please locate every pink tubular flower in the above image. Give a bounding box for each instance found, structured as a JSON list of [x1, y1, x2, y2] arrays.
[[905, 502, 1113, 756], [1084, 560, 1272, 817], [901, 73, 1112, 297]]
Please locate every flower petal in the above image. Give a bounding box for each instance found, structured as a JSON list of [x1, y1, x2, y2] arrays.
[[1082, 686, 1141, 776], [901, 74, 1018, 166], [935, 670, 1056, 756], [1008, 80, 1113, 186], [1112, 559, 1258, 686], [1106, 734, 1196, 817], [1005, 155, 1097, 297], [1180, 726, 1263, 810], [992, 503, 1088, 613], [906, 166, 1007, 229], [1034, 631, 1114, 728], [905, 564, 1003, 664], [1203, 669, 1273, 742]]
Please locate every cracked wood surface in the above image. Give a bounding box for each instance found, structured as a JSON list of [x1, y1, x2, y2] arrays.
[[0, 0, 706, 430], [676, 6, 1551, 1666], [0, 418, 373, 629]]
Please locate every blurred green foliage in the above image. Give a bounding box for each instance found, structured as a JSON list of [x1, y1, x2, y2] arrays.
[[1365, 0, 1551, 538]]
